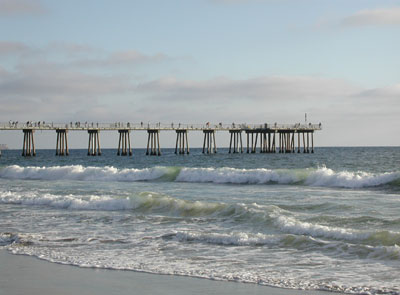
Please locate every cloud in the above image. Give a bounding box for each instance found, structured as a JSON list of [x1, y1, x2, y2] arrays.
[[342, 7, 400, 26], [0, 41, 171, 69], [137, 76, 360, 103], [210, 0, 268, 4], [0, 0, 46, 16], [1, 62, 133, 98], [1, 65, 399, 145], [75, 50, 170, 68], [0, 41, 31, 55], [47, 42, 98, 56], [1, 40, 399, 146], [1, 66, 364, 124], [0, 41, 177, 121]]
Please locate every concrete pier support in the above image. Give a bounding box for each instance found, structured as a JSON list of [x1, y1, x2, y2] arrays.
[[22, 129, 36, 156], [229, 130, 243, 153], [253, 132, 258, 153], [283, 132, 295, 153], [297, 132, 301, 153], [146, 129, 161, 156], [271, 132, 276, 153], [266, 132, 276, 153], [202, 130, 217, 154], [117, 129, 132, 156], [300, 131, 311, 153], [175, 130, 189, 154], [260, 132, 274, 153], [260, 132, 266, 153], [88, 130, 101, 156], [293, 132, 296, 152], [311, 131, 314, 153], [55, 129, 69, 156], [246, 130, 260, 153]]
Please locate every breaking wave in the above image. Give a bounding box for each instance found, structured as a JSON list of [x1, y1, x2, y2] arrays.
[[1, 190, 399, 248], [0, 165, 399, 189], [169, 231, 400, 260]]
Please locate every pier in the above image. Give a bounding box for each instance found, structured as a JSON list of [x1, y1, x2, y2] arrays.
[[0, 122, 321, 157]]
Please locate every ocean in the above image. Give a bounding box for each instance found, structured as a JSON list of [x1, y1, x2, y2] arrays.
[[0, 147, 399, 294]]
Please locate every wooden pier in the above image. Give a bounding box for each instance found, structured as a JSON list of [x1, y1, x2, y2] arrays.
[[0, 122, 321, 156]]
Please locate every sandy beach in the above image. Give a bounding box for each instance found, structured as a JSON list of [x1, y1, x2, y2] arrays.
[[0, 250, 338, 295]]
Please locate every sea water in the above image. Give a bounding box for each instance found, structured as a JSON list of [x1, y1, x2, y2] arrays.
[[0, 147, 399, 294]]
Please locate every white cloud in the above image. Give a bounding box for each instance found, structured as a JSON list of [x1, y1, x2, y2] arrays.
[[342, 7, 400, 26]]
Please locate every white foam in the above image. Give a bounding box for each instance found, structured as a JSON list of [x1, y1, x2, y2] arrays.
[[0, 190, 135, 211], [174, 231, 281, 246], [173, 230, 400, 261], [305, 167, 400, 188], [176, 167, 302, 184], [270, 212, 400, 246], [1, 165, 398, 188], [0, 189, 230, 216], [176, 167, 400, 188], [0, 165, 167, 182], [272, 213, 363, 240]]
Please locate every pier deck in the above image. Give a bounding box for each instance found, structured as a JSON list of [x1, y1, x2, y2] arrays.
[[0, 122, 321, 131], [0, 122, 321, 156]]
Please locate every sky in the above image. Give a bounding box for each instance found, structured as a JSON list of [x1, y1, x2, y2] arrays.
[[0, 0, 399, 148]]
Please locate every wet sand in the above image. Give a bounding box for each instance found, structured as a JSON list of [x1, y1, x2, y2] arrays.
[[0, 250, 339, 295]]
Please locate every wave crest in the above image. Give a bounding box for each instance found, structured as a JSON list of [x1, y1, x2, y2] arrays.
[[1, 165, 398, 189], [0, 165, 168, 182]]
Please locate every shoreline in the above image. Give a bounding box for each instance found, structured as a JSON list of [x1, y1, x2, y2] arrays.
[[0, 249, 340, 295]]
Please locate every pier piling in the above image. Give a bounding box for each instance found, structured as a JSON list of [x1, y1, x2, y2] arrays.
[[202, 130, 217, 154], [229, 130, 243, 153], [311, 131, 314, 153], [55, 129, 69, 156], [146, 130, 161, 156], [22, 129, 36, 156], [117, 129, 132, 156], [175, 130, 189, 154], [87, 130, 101, 156]]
